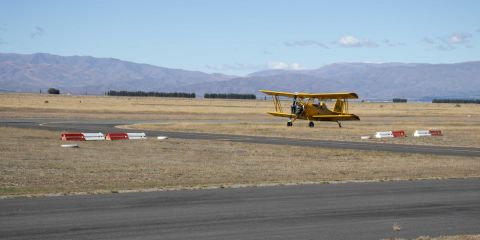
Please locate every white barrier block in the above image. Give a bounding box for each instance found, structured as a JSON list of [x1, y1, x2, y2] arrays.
[[375, 131, 394, 138], [82, 132, 105, 141], [157, 136, 168, 140], [360, 136, 371, 140], [413, 130, 431, 137], [127, 132, 147, 140], [61, 144, 79, 148]]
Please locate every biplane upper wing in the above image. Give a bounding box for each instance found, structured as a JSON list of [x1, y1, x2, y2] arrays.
[[304, 93, 358, 99], [259, 90, 358, 99], [260, 90, 309, 98]]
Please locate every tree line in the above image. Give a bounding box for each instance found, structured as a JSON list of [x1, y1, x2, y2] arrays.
[[204, 93, 256, 99], [107, 90, 195, 98], [392, 98, 407, 103], [48, 88, 60, 94], [432, 98, 480, 104]]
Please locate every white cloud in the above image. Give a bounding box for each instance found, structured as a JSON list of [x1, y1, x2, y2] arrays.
[[338, 36, 359, 46], [336, 35, 378, 48], [423, 32, 474, 51], [268, 62, 302, 70], [447, 32, 472, 44], [205, 63, 264, 71], [206, 61, 303, 73]]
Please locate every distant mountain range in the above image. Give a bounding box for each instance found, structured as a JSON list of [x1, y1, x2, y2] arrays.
[[1, 52, 479, 100], [0, 53, 234, 95]]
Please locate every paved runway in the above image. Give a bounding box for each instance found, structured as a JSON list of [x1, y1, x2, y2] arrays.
[[1, 118, 480, 157], [1, 179, 480, 239]]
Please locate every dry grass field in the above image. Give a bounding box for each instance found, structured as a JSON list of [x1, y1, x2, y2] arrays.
[[1, 126, 479, 197], [1, 93, 478, 147], [1, 93, 480, 196]]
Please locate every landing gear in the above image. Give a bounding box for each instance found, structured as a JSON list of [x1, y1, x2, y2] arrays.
[[287, 121, 293, 127], [309, 121, 315, 128], [337, 121, 342, 128]]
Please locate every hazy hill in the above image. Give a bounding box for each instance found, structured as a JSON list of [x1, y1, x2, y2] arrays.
[[186, 61, 480, 100], [0, 53, 235, 94], [1, 52, 479, 100]]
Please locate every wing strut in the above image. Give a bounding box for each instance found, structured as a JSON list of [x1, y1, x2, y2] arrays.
[[273, 95, 283, 112]]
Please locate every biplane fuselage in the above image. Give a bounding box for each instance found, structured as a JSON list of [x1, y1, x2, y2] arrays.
[[260, 90, 360, 127]]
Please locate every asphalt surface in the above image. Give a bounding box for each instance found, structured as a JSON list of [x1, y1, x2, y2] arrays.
[[1, 118, 480, 157], [1, 179, 480, 240]]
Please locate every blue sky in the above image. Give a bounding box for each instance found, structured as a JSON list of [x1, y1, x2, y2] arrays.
[[0, 0, 479, 75]]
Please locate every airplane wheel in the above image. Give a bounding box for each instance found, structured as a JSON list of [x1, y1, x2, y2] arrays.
[[287, 122, 293, 127], [309, 122, 314, 128]]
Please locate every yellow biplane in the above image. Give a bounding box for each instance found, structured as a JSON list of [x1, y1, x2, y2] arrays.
[[260, 90, 360, 128]]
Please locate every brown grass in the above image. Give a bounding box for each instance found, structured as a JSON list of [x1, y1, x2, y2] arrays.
[[125, 103, 480, 148], [1, 93, 478, 147], [1, 126, 479, 197], [0, 93, 269, 119]]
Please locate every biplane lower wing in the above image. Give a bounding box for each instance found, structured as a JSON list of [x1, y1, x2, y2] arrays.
[[267, 112, 296, 118], [312, 114, 360, 121]]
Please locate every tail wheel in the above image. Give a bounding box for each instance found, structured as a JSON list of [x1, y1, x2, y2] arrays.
[[287, 121, 293, 127], [309, 121, 314, 128]]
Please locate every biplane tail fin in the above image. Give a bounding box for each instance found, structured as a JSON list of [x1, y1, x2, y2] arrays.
[[333, 99, 347, 113]]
